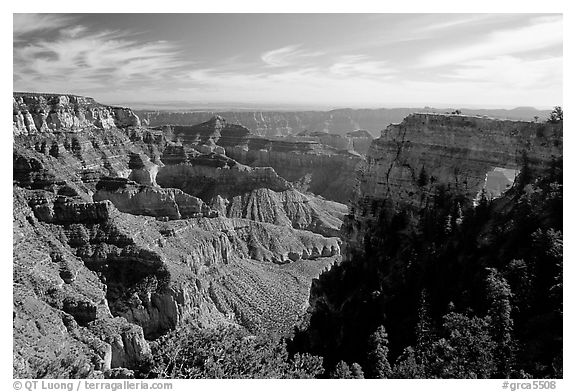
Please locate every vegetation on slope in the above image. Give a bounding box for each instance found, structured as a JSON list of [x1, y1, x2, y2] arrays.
[[289, 156, 562, 378], [139, 322, 324, 379]]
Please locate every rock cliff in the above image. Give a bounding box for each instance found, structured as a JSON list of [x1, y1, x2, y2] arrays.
[[225, 140, 363, 204], [293, 113, 563, 374], [154, 116, 363, 203], [211, 188, 347, 237], [156, 154, 292, 201], [342, 113, 563, 259], [137, 107, 552, 138], [14, 93, 140, 135], [93, 177, 215, 220], [12, 93, 344, 378], [291, 130, 373, 155]]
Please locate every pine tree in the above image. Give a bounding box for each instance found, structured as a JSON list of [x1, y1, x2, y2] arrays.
[[486, 268, 514, 378], [350, 363, 365, 379], [331, 361, 353, 379], [547, 106, 563, 123], [392, 346, 425, 378], [416, 290, 434, 350], [417, 166, 429, 187], [366, 325, 392, 378], [414, 289, 435, 376]]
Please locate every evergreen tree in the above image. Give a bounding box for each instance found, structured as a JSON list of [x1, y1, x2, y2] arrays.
[[366, 325, 392, 378], [417, 166, 429, 187], [350, 363, 365, 379], [547, 106, 563, 123], [416, 290, 434, 351], [428, 312, 497, 378], [486, 268, 514, 378], [393, 347, 425, 378], [331, 361, 353, 379]]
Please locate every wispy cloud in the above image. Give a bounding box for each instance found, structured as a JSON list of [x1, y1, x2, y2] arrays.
[[416, 14, 499, 33], [13, 14, 74, 38], [444, 55, 562, 89], [417, 16, 562, 68], [14, 18, 187, 94], [329, 55, 396, 78], [13, 14, 562, 108], [178, 60, 560, 108], [261, 44, 324, 67]]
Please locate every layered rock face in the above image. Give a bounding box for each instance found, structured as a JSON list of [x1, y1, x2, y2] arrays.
[[137, 107, 551, 138], [344, 130, 373, 155], [211, 188, 347, 237], [291, 130, 373, 155], [138, 109, 407, 137], [13, 121, 166, 200], [14, 189, 152, 377], [13, 93, 345, 378], [14, 93, 140, 135], [93, 177, 215, 220], [169, 115, 251, 153], [155, 116, 363, 203], [156, 154, 292, 200], [343, 113, 563, 258], [225, 139, 363, 204]]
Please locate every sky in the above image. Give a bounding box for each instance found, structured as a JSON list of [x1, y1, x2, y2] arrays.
[[13, 13, 563, 109]]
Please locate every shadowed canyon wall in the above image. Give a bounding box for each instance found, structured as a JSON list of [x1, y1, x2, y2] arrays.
[[342, 112, 563, 261], [164, 116, 365, 203]]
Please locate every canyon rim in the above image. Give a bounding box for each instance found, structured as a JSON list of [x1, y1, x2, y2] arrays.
[[11, 11, 563, 385]]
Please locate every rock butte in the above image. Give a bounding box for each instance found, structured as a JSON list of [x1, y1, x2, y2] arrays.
[[164, 116, 366, 203], [342, 112, 562, 260]]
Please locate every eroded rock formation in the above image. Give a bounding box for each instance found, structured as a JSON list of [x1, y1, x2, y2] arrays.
[[154, 115, 365, 203], [343, 113, 562, 258], [93, 177, 215, 220], [225, 140, 363, 203], [137, 107, 552, 138], [210, 188, 347, 237], [292, 129, 373, 155], [13, 93, 345, 378], [14, 93, 140, 135]]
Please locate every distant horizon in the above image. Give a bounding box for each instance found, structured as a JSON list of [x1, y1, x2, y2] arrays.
[[13, 89, 557, 112], [14, 14, 562, 109], [109, 100, 556, 112]]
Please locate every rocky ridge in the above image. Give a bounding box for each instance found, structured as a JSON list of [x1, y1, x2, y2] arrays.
[[292, 129, 373, 155], [137, 107, 551, 138], [342, 112, 563, 259], [13, 93, 345, 378], [14, 93, 140, 135], [164, 116, 365, 203]]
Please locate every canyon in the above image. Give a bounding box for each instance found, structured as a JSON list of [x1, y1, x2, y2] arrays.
[[13, 93, 562, 379], [13, 94, 343, 378], [162, 116, 366, 203], [136, 106, 551, 138], [293, 112, 562, 375], [341, 113, 562, 259]]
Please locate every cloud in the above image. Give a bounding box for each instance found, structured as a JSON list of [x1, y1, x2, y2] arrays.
[[13, 14, 74, 38], [261, 44, 324, 67], [13, 14, 562, 108], [60, 25, 88, 38], [14, 25, 187, 94], [329, 55, 396, 78], [415, 14, 502, 34], [418, 16, 562, 68], [443, 55, 562, 89], [179, 47, 561, 108]]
